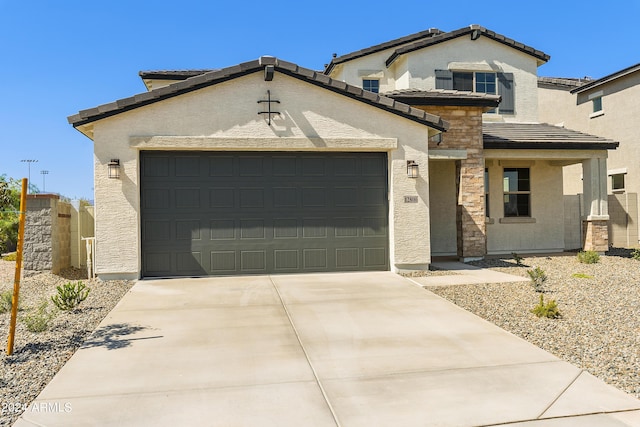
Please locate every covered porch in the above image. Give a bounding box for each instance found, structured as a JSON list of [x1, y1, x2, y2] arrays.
[[429, 122, 618, 259]]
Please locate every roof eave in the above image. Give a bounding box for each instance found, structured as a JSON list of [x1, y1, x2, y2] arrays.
[[570, 62, 640, 94], [68, 57, 449, 133], [483, 142, 619, 150]]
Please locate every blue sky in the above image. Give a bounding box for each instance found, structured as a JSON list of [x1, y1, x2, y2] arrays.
[[1, 0, 638, 200]]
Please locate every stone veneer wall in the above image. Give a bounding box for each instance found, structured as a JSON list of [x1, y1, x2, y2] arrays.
[[23, 194, 72, 274], [418, 105, 487, 259], [582, 220, 609, 253]]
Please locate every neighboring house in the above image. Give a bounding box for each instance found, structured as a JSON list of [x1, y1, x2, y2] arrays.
[[539, 63, 640, 247], [68, 25, 617, 280]]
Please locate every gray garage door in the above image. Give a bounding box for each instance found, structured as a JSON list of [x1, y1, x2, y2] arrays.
[[140, 151, 389, 277]]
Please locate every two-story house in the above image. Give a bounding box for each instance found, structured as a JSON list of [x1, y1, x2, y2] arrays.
[[539, 64, 640, 248], [67, 25, 617, 279], [324, 25, 617, 259]]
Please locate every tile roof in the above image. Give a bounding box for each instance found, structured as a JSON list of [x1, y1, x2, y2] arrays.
[[537, 77, 589, 90], [570, 62, 640, 94], [68, 56, 449, 132], [385, 25, 549, 67], [483, 123, 618, 150], [384, 88, 501, 108], [323, 25, 549, 74], [139, 70, 216, 80], [323, 28, 443, 74]]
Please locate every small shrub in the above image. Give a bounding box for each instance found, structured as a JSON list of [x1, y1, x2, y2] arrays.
[[531, 294, 561, 319], [632, 248, 640, 261], [571, 273, 594, 279], [511, 252, 523, 266], [51, 281, 90, 311], [2, 252, 17, 261], [0, 290, 13, 314], [577, 250, 600, 264], [526, 266, 547, 293], [23, 301, 57, 332]]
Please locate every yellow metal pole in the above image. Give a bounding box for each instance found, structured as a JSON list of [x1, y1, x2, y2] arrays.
[[7, 178, 27, 355]]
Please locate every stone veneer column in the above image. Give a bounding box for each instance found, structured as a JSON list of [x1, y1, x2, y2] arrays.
[[421, 106, 486, 260], [582, 157, 610, 252]]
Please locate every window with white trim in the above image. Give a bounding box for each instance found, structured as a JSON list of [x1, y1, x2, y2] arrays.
[[611, 173, 625, 191], [503, 168, 530, 217]]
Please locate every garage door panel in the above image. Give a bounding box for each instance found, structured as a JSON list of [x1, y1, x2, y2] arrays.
[[176, 252, 203, 274], [175, 156, 201, 177], [274, 250, 299, 271], [336, 248, 359, 268], [143, 156, 170, 177], [273, 218, 298, 239], [209, 188, 235, 208], [210, 219, 235, 240], [210, 251, 236, 272], [241, 251, 267, 271], [176, 220, 201, 240], [239, 188, 265, 208], [141, 151, 388, 276], [209, 156, 234, 177], [175, 188, 201, 209]]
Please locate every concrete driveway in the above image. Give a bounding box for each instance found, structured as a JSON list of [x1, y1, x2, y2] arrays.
[[14, 272, 640, 426]]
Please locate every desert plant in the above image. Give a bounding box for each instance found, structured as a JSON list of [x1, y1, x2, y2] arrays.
[[577, 250, 600, 264], [526, 266, 547, 293], [531, 294, 561, 319], [1, 252, 17, 261], [571, 273, 594, 279], [51, 281, 90, 311], [632, 248, 640, 261], [511, 252, 523, 266], [23, 300, 57, 332], [0, 290, 13, 314]]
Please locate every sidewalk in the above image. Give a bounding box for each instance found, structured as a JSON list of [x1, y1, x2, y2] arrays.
[[412, 260, 530, 287]]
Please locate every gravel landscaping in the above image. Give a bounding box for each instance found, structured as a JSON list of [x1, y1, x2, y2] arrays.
[[429, 249, 640, 400], [0, 260, 132, 426]]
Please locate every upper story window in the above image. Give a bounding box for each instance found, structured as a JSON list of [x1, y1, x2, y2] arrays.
[[436, 69, 514, 114], [588, 90, 604, 118], [592, 97, 603, 113], [363, 79, 379, 93], [450, 72, 497, 94]]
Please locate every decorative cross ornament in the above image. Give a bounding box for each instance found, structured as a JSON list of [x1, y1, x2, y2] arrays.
[[257, 90, 280, 126]]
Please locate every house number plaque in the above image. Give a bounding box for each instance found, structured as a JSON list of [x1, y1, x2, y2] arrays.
[[404, 196, 418, 203]]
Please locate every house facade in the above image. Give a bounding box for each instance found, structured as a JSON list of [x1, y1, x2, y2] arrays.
[[69, 26, 617, 280], [324, 25, 616, 259], [539, 64, 640, 248]]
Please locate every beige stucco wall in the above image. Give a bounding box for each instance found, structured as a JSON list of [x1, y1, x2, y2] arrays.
[[403, 37, 540, 123], [539, 72, 640, 245], [330, 35, 541, 123], [428, 160, 457, 255], [485, 158, 565, 253], [91, 71, 435, 278]]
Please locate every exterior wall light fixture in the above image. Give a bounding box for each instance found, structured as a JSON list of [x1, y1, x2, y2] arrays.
[[407, 160, 419, 178], [108, 159, 120, 179]]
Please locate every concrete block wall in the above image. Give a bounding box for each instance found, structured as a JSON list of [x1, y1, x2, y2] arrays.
[[23, 194, 72, 274]]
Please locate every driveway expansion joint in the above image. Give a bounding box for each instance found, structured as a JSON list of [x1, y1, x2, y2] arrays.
[[268, 275, 342, 427]]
